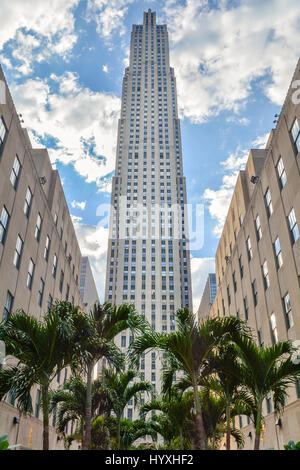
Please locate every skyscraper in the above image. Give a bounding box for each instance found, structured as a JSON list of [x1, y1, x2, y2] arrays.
[[104, 9, 192, 412]]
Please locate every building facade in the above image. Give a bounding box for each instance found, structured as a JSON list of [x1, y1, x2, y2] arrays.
[[104, 9, 193, 416], [0, 66, 86, 449], [209, 59, 300, 450], [80, 256, 99, 313], [197, 273, 217, 322]]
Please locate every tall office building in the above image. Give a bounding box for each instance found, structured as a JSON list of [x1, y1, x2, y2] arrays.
[[197, 273, 217, 322], [104, 9, 192, 409], [80, 257, 99, 313]]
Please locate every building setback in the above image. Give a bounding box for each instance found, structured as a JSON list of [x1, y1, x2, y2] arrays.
[[80, 256, 99, 313], [0, 66, 92, 449], [208, 59, 300, 450], [104, 9, 193, 416], [197, 273, 217, 322]]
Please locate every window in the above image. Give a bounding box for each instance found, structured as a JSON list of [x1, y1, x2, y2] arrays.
[[24, 187, 32, 217], [35, 390, 41, 418], [0, 206, 9, 244], [227, 285, 231, 305], [44, 236, 50, 261], [59, 270, 64, 293], [35, 213, 42, 241], [27, 259, 35, 289], [291, 118, 300, 153], [10, 155, 21, 189], [258, 329, 264, 348], [38, 278, 44, 307], [270, 313, 278, 344], [127, 409, 133, 421], [276, 157, 287, 189], [266, 394, 272, 414], [65, 284, 69, 301], [239, 255, 244, 279], [48, 294, 53, 312], [283, 293, 294, 329], [3, 291, 13, 321], [255, 214, 262, 241], [121, 336, 126, 348], [252, 280, 258, 307], [274, 236, 283, 269], [13, 235, 23, 269], [265, 188, 273, 218], [0, 117, 7, 150], [288, 208, 299, 244], [296, 379, 300, 399], [262, 260, 270, 290], [233, 272, 237, 293], [246, 237, 253, 261], [52, 254, 58, 278]]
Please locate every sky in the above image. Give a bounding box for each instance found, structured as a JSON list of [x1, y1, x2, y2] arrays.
[[1, 0, 300, 311]]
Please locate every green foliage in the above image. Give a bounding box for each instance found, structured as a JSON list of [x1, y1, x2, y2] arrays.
[[284, 440, 300, 450]]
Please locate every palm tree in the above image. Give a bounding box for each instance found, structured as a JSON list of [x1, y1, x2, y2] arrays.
[[115, 418, 157, 450], [128, 308, 249, 450], [0, 302, 85, 450], [81, 302, 149, 450], [140, 388, 194, 449], [49, 375, 112, 447], [101, 368, 152, 449], [233, 337, 300, 450]]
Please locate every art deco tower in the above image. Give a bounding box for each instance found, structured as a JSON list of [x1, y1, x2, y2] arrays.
[[104, 9, 192, 412]]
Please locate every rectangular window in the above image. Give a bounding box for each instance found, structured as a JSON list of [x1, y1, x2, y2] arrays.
[[38, 278, 44, 307], [3, 291, 13, 321], [227, 285, 231, 305], [13, 235, 23, 269], [121, 336, 126, 347], [296, 379, 300, 399], [44, 235, 50, 261], [0, 206, 9, 244], [24, 187, 32, 218], [288, 208, 299, 244], [35, 213, 42, 241], [270, 313, 278, 344], [10, 155, 21, 189], [252, 279, 258, 307], [276, 157, 287, 189], [35, 390, 41, 418], [59, 270, 64, 293], [291, 118, 300, 153], [27, 259, 35, 289], [255, 214, 262, 241], [239, 255, 244, 279], [0, 116, 7, 150], [65, 284, 69, 302], [48, 294, 53, 312], [262, 260, 270, 290], [246, 237, 253, 261], [127, 409, 133, 421], [265, 188, 273, 218], [283, 293, 294, 329], [266, 394, 272, 414], [258, 329, 264, 348], [52, 254, 58, 278], [274, 236, 283, 269]]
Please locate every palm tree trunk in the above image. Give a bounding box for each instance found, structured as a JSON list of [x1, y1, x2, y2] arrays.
[[179, 429, 184, 450], [192, 376, 206, 450], [41, 384, 50, 450], [225, 400, 231, 450], [117, 417, 121, 450], [254, 402, 262, 450], [83, 361, 93, 450]]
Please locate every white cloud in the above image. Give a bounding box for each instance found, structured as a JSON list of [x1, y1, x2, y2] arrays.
[[10, 71, 121, 189], [0, 0, 79, 73], [86, 0, 135, 41], [202, 133, 269, 236], [162, 0, 300, 123], [102, 64, 109, 73], [71, 200, 87, 211], [72, 220, 109, 302], [191, 257, 215, 313]]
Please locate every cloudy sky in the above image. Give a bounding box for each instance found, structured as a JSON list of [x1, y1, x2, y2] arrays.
[[1, 0, 300, 311]]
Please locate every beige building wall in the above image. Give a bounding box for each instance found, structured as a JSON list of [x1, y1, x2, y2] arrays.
[[209, 59, 300, 449], [0, 66, 86, 449]]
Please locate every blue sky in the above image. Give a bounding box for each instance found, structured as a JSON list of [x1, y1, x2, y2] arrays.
[[1, 0, 300, 309]]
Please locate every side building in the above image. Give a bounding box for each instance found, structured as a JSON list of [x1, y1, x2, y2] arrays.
[[80, 256, 99, 313], [0, 66, 91, 449], [209, 59, 300, 450], [197, 273, 217, 322]]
